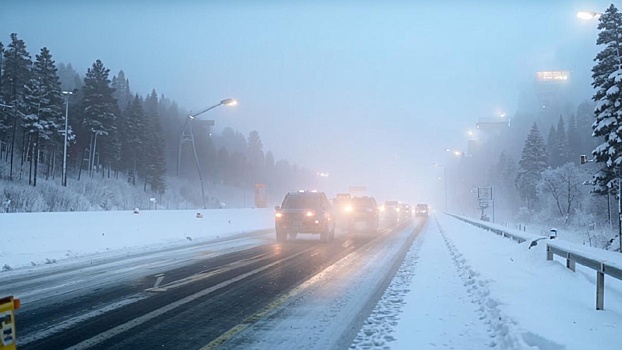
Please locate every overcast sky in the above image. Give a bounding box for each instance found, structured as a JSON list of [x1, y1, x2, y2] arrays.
[[1, 0, 613, 205]]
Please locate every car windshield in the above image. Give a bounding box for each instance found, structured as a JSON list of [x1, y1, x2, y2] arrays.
[[352, 198, 375, 207], [283, 196, 321, 209]]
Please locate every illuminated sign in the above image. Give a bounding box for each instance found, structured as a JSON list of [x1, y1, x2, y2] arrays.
[[536, 71, 569, 82]]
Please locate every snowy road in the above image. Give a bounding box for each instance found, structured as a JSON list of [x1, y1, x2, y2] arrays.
[[3, 209, 622, 349]]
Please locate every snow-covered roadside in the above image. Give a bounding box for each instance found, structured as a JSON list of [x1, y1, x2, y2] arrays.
[[360, 214, 622, 349], [352, 217, 495, 349], [0, 208, 274, 271]]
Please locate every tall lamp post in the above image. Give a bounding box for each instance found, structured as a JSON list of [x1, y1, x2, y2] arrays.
[[433, 163, 448, 211], [178, 98, 237, 209], [61, 91, 72, 186]]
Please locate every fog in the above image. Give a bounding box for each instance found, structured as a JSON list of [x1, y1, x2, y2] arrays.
[[1, 0, 610, 208]]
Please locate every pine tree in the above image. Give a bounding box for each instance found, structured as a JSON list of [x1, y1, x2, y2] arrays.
[[556, 115, 570, 166], [143, 90, 166, 193], [547, 125, 558, 167], [112, 70, 132, 113], [0, 41, 4, 104], [81, 59, 118, 177], [567, 114, 582, 163], [119, 95, 145, 185], [247, 130, 265, 183], [591, 4, 622, 195], [1, 33, 32, 180], [22, 47, 64, 186], [265, 150, 275, 186], [516, 123, 548, 210], [57, 63, 83, 92]]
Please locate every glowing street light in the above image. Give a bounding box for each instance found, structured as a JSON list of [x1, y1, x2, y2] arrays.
[[577, 11, 601, 20], [178, 98, 237, 209], [445, 148, 466, 157]]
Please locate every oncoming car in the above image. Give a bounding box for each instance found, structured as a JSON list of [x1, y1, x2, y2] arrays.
[[275, 191, 336, 242]]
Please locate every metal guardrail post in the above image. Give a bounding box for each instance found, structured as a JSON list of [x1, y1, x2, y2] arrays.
[[566, 253, 576, 272], [597, 263, 605, 310]]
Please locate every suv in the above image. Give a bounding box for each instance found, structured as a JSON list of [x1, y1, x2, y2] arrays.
[[382, 200, 400, 226], [275, 191, 336, 242], [415, 203, 429, 217], [347, 196, 379, 233]]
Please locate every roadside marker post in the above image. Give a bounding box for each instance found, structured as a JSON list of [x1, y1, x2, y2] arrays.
[[1, 296, 20, 350]]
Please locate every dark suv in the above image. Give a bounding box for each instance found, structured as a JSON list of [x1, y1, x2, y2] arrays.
[[415, 203, 429, 217], [347, 196, 379, 233], [275, 191, 336, 242]]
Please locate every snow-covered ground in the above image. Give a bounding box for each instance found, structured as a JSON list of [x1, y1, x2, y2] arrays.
[[2, 209, 622, 349]]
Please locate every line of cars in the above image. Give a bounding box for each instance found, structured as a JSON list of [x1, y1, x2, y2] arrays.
[[274, 190, 429, 243]]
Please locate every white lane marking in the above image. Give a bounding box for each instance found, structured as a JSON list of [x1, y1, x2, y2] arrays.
[[18, 296, 148, 346], [65, 247, 314, 350]]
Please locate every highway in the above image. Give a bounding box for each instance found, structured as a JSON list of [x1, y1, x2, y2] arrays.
[[4, 219, 424, 349]]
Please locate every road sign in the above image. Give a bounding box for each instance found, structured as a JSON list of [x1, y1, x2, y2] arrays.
[[255, 184, 268, 208], [477, 187, 493, 200], [1, 296, 20, 350]]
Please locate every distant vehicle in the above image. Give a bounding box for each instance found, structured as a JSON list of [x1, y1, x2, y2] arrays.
[[275, 191, 336, 242], [415, 204, 429, 217], [347, 196, 379, 233], [399, 203, 413, 220], [382, 200, 401, 225], [333, 193, 352, 230]]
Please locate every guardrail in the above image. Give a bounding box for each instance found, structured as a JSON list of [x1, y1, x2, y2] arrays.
[[445, 213, 622, 310], [446, 213, 528, 243]]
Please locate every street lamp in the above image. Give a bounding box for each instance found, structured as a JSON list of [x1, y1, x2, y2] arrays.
[[433, 163, 448, 211], [61, 91, 72, 186], [445, 148, 467, 157], [577, 11, 601, 20], [178, 98, 237, 209]]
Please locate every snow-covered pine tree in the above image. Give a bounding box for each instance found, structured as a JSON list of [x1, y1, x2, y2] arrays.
[[556, 115, 570, 166], [1, 33, 32, 180], [567, 114, 582, 163], [119, 95, 145, 185], [591, 4, 622, 195], [22, 47, 64, 186], [143, 90, 166, 193], [547, 124, 558, 167], [112, 70, 132, 113], [81, 59, 118, 177], [0, 41, 4, 105], [516, 123, 548, 210]]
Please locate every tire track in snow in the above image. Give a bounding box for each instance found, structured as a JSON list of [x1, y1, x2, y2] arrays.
[[350, 224, 425, 349], [435, 217, 527, 349]]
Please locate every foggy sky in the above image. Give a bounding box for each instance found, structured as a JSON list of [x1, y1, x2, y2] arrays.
[[1, 0, 612, 206]]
